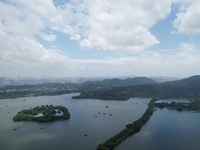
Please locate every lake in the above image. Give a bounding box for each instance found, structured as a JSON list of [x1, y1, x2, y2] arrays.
[[0, 93, 149, 150], [116, 108, 200, 150]]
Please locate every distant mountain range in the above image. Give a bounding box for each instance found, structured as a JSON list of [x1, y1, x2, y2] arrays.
[[1, 75, 200, 100], [78, 77, 157, 91], [73, 75, 200, 100]]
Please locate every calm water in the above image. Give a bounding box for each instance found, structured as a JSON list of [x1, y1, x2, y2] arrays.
[[0, 93, 149, 150], [116, 108, 200, 150], [156, 99, 190, 103]]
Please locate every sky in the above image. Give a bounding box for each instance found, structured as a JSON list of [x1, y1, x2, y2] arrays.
[[1, 0, 200, 78]]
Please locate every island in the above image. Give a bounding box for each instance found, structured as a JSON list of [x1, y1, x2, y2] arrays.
[[13, 105, 70, 122]]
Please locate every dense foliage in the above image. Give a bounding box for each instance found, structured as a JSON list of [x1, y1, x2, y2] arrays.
[[73, 75, 200, 100], [79, 77, 157, 91], [97, 98, 157, 150], [2, 76, 200, 100], [155, 100, 200, 112], [13, 105, 70, 122]]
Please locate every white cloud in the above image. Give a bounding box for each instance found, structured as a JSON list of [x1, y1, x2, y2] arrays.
[[0, 26, 200, 78], [0, 1, 44, 37], [0, 30, 71, 77], [0, 0, 174, 51], [70, 34, 80, 41], [1, 0, 200, 78], [69, 45, 200, 78], [39, 33, 57, 42], [173, 0, 200, 34], [72, 0, 173, 50]]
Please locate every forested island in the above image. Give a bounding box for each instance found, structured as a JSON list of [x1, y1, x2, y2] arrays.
[[13, 105, 70, 122]]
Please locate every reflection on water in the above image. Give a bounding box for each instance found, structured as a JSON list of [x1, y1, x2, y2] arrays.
[[0, 93, 149, 150]]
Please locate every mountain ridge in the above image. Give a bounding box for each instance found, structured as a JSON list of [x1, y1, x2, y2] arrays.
[[73, 75, 200, 100], [79, 77, 157, 91]]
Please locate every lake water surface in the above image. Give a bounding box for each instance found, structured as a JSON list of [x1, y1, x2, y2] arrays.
[[116, 108, 200, 150], [0, 93, 149, 150]]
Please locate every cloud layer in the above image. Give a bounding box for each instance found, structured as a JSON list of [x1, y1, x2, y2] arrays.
[[1, 0, 200, 77], [77, 0, 172, 50], [173, 0, 200, 33], [0, 0, 173, 51]]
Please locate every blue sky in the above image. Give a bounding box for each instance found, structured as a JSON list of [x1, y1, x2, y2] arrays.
[[1, 0, 200, 78]]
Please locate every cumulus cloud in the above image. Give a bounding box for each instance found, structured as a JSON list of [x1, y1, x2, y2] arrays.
[[0, 1, 44, 37], [1, 33, 199, 77], [0, 31, 71, 77], [173, 0, 200, 34], [72, 0, 173, 50], [69, 42, 200, 77], [39, 33, 57, 42], [1, 0, 200, 78], [0, 0, 174, 52]]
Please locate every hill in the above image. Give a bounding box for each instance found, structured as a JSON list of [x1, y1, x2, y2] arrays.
[[73, 75, 200, 100], [78, 77, 157, 91]]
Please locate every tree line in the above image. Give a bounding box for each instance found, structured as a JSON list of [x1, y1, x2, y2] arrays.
[[97, 98, 157, 150], [155, 100, 200, 112]]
